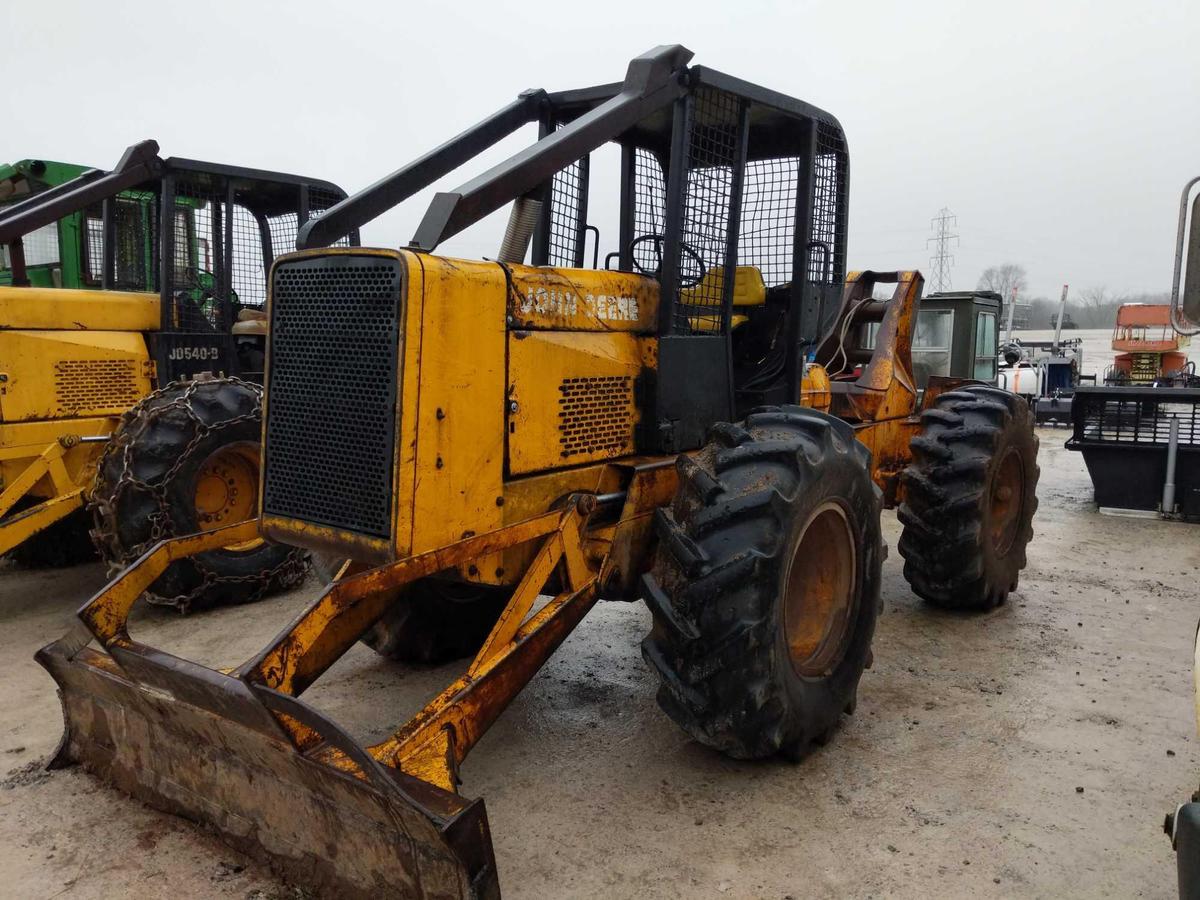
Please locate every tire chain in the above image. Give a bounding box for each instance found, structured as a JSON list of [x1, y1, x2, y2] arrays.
[[89, 377, 308, 610]]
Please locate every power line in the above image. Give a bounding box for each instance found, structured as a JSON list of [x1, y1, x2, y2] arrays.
[[926, 207, 959, 292]]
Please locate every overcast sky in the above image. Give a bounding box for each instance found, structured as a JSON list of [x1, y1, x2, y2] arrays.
[[5, 0, 1196, 300]]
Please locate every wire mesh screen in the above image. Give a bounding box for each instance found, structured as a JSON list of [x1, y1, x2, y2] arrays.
[[262, 187, 354, 276], [304, 187, 355, 248], [112, 192, 157, 290], [84, 205, 103, 283], [739, 157, 798, 288], [229, 203, 267, 310], [631, 148, 668, 275], [546, 146, 589, 268], [810, 119, 848, 285], [1073, 389, 1200, 447], [670, 88, 744, 334], [169, 182, 239, 330], [170, 183, 353, 319]]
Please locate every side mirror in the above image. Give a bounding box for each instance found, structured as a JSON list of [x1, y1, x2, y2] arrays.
[[1184, 188, 1200, 325], [1175, 177, 1200, 331]]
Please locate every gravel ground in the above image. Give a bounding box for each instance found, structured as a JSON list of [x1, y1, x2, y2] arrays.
[[1, 428, 1197, 899]]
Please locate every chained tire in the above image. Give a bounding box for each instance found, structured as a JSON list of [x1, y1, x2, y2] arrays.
[[360, 579, 510, 665], [898, 384, 1039, 611], [641, 406, 883, 761], [89, 378, 308, 613]]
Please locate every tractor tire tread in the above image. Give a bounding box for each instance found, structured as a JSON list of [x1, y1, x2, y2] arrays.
[[898, 383, 1040, 611]]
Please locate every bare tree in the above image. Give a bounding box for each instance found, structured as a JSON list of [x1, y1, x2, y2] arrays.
[[1076, 285, 1127, 328], [977, 263, 1029, 303], [1026, 296, 1055, 329]]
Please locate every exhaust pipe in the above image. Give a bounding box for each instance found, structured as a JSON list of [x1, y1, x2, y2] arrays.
[[1163, 416, 1181, 518], [496, 196, 542, 264]]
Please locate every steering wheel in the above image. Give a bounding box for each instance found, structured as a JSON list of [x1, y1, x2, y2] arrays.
[[628, 234, 708, 289]]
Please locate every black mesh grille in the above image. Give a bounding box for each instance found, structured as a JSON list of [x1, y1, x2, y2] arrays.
[[159, 180, 355, 330], [113, 192, 157, 290], [169, 182, 259, 330], [810, 120, 848, 285], [632, 148, 667, 274], [228, 202, 267, 310], [546, 141, 589, 268], [671, 88, 745, 334], [263, 255, 402, 538], [83, 204, 104, 284], [739, 157, 798, 287], [260, 188, 354, 292]]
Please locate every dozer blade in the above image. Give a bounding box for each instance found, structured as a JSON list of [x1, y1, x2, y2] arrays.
[[37, 635, 497, 899], [35, 498, 610, 898]]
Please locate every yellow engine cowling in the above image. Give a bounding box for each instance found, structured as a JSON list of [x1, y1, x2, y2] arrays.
[[259, 248, 660, 583], [0, 286, 157, 424], [0, 286, 156, 502], [0, 330, 153, 423]]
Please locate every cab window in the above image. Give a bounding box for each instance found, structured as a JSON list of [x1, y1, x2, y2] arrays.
[[974, 311, 997, 380], [912, 309, 954, 378], [0, 221, 60, 268]]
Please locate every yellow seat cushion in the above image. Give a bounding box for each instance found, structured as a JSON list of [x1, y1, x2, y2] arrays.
[[687, 313, 749, 333], [679, 266, 767, 308]]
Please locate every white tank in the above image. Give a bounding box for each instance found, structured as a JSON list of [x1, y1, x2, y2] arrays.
[[997, 363, 1043, 399]]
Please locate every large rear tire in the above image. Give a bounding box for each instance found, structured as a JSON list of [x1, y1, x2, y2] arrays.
[[89, 378, 308, 613], [641, 406, 883, 760], [898, 384, 1039, 611]]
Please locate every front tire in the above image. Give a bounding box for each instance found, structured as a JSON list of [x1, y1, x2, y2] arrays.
[[89, 378, 308, 613], [898, 384, 1039, 611], [311, 555, 510, 666], [361, 579, 510, 665], [642, 406, 883, 760]]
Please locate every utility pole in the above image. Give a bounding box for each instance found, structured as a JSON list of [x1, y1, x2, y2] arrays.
[[926, 207, 959, 292], [1053, 283, 1069, 353], [1004, 285, 1017, 343]]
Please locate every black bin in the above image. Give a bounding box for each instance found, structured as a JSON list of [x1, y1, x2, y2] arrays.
[[1066, 385, 1200, 519]]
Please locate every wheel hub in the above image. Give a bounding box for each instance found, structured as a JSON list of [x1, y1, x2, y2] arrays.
[[193, 443, 263, 551], [782, 502, 857, 678], [989, 448, 1025, 557]]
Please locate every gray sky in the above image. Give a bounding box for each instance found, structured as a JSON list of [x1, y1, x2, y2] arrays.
[[5, 0, 1197, 300]]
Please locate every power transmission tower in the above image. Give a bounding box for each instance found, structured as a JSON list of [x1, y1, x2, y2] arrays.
[[926, 207, 959, 292]]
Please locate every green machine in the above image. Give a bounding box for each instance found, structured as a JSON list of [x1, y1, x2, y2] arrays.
[[2, 153, 228, 302], [0, 158, 95, 287], [911, 290, 1001, 387], [858, 289, 1001, 389]]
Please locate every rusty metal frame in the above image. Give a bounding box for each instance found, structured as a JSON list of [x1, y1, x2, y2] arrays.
[[0, 440, 88, 555], [67, 494, 599, 767], [38, 492, 622, 896], [812, 270, 922, 423], [807, 271, 990, 507]]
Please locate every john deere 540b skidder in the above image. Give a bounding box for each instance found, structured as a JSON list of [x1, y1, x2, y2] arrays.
[[0, 142, 357, 605], [39, 47, 1039, 896]]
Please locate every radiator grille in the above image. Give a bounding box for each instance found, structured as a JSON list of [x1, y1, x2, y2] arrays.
[[558, 375, 634, 458], [55, 359, 142, 415], [263, 256, 402, 538]]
